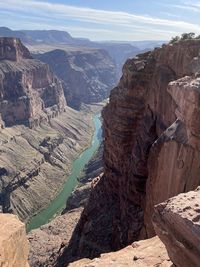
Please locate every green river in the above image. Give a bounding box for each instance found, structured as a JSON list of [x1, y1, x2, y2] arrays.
[[27, 114, 102, 232]]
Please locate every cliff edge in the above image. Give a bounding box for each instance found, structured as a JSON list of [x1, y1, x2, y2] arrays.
[[57, 39, 200, 262], [0, 214, 29, 267]]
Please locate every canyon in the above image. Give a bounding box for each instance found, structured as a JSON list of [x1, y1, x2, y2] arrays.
[[53, 38, 200, 266], [1, 34, 200, 267], [35, 48, 116, 109], [0, 37, 113, 225], [0, 27, 160, 78]]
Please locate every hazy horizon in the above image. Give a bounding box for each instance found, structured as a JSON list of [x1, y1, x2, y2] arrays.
[[0, 0, 200, 42]]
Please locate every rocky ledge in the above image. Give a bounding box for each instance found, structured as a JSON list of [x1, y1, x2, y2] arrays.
[[153, 187, 200, 267], [58, 39, 200, 261], [69, 236, 172, 267], [0, 37, 32, 61], [0, 214, 29, 267]]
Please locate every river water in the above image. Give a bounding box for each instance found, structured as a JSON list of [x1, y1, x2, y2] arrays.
[[27, 114, 102, 232]]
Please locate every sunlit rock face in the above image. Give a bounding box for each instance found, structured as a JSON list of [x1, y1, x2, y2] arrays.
[[58, 39, 200, 261], [0, 214, 29, 267], [69, 236, 171, 267], [0, 37, 67, 128]]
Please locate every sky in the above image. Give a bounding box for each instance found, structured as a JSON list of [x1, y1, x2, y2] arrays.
[[0, 0, 200, 41]]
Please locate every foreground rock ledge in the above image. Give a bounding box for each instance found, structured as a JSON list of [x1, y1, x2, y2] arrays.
[[0, 214, 29, 267], [153, 187, 200, 267], [69, 236, 172, 267]]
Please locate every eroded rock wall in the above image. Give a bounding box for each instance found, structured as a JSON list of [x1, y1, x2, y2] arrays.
[[60, 39, 200, 261], [143, 75, 200, 237], [0, 108, 93, 222], [0, 37, 66, 128], [36, 49, 117, 109]]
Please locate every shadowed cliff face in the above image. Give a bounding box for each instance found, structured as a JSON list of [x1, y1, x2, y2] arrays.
[[0, 37, 67, 128], [35, 49, 117, 109], [57, 39, 200, 263]]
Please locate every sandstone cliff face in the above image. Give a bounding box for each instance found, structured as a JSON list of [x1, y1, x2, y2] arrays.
[[153, 187, 200, 267], [35, 49, 117, 109], [60, 39, 200, 260], [0, 214, 29, 267], [0, 37, 66, 128]]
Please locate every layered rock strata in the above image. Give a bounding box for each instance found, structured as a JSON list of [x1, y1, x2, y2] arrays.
[[153, 187, 200, 267], [0, 37, 66, 128], [0, 108, 93, 221], [28, 208, 83, 267], [0, 214, 29, 267], [59, 39, 200, 261], [0, 37, 95, 222], [36, 49, 117, 109]]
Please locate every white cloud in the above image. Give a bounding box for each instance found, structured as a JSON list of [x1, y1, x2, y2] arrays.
[[0, 0, 200, 40], [170, 4, 200, 12]]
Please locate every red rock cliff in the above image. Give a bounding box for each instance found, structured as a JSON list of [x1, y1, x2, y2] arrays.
[[0, 37, 32, 61], [59, 39, 200, 263], [0, 37, 66, 128]]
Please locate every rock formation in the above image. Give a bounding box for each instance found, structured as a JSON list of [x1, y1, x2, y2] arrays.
[[0, 37, 66, 128], [153, 187, 200, 267], [0, 37, 94, 222], [28, 207, 83, 267], [143, 74, 200, 237], [0, 37, 32, 61], [69, 236, 172, 267], [35, 48, 117, 109], [56, 39, 200, 263], [0, 214, 29, 267], [0, 108, 93, 222]]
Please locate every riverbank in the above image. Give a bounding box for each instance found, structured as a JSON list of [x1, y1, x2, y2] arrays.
[[0, 107, 93, 223], [28, 125, 103, 267], [27, 114, 102, 232]]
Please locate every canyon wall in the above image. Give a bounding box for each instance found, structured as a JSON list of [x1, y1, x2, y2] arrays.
[[0, 37, 94, 222], [58, 39, 200, 262], [0, 37, 66, 128], [35, 48, 117, 109]]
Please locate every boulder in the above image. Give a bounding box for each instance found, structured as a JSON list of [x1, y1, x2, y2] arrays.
[[0, 214, 29, 267], [153, 187, 200, 267]]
